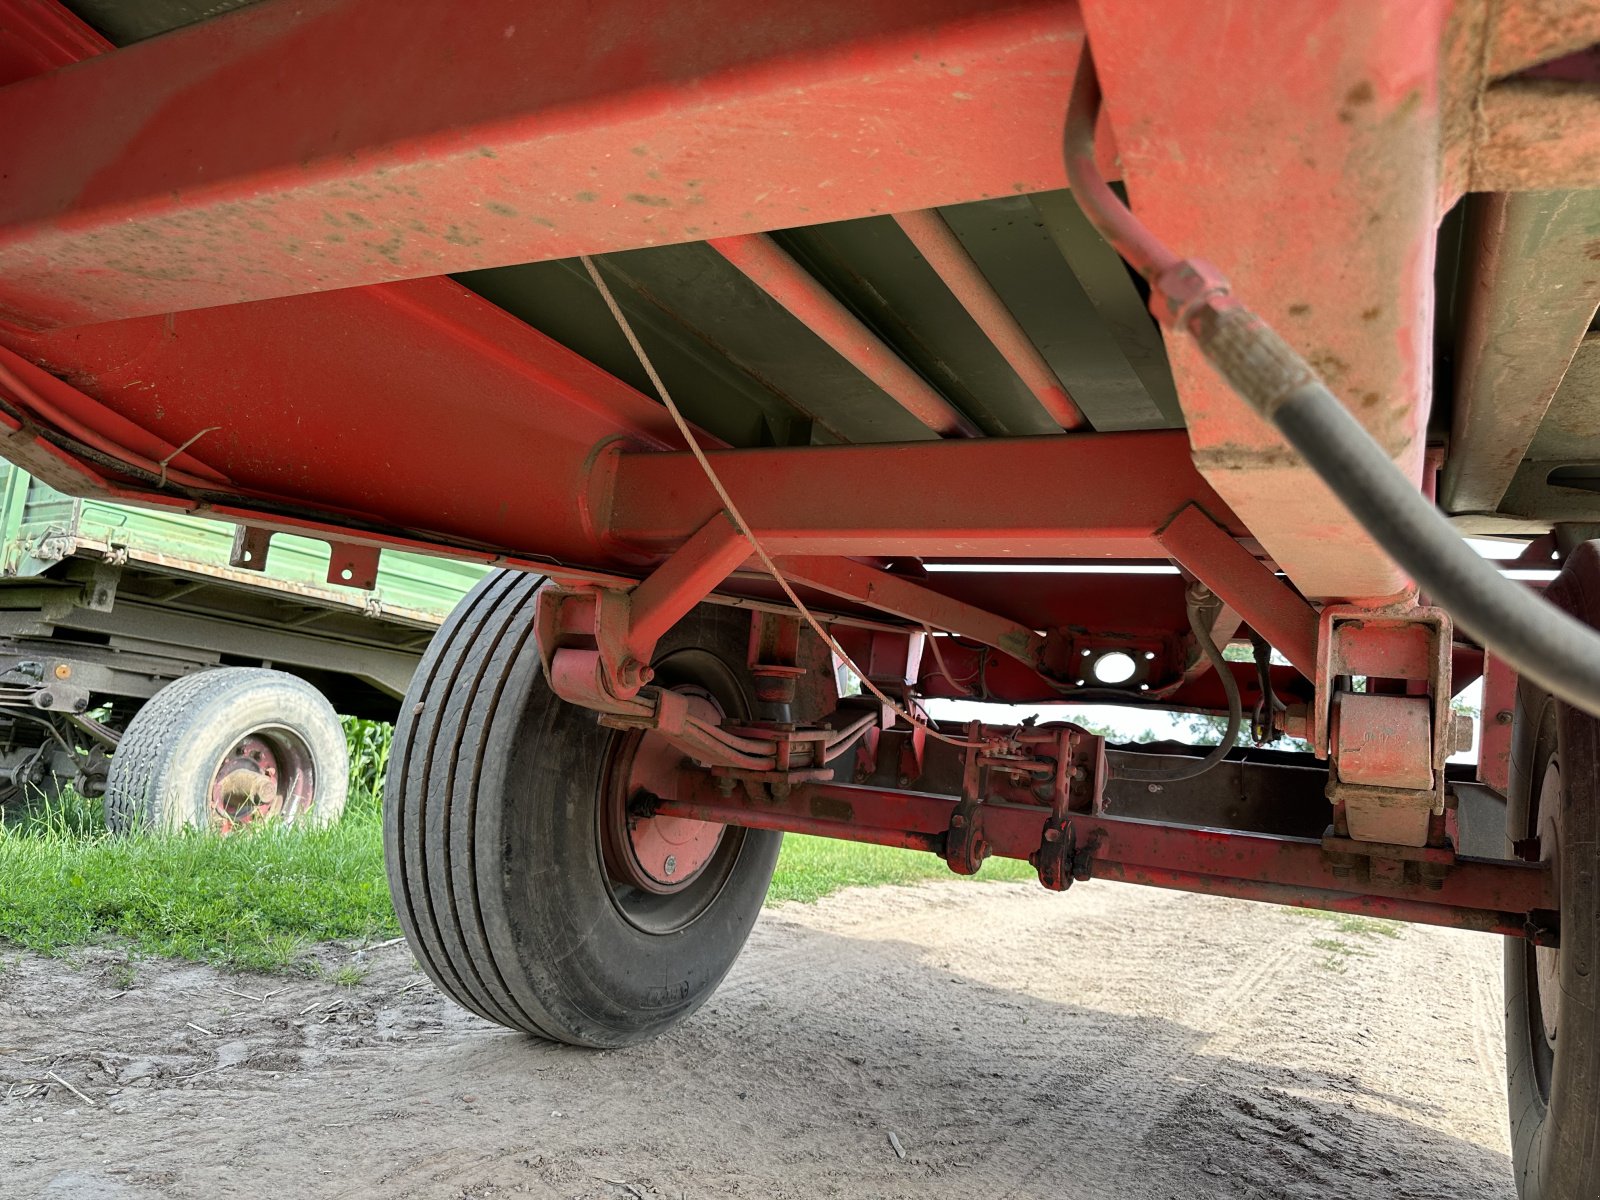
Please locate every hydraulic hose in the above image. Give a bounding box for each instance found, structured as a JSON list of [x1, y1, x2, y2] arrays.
[[1063, 52, 1600, 719], [1115, 589, 1242, 782]]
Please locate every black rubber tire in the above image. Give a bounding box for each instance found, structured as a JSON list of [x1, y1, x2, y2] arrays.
[[1505, 541, 1600, 1199], [105, 667, 349, 833], [384, 569, 781, 1047]]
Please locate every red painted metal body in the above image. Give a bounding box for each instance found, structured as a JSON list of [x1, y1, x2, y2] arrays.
[[657, 775, 1555, 940], [0, 0, 1585, 942], [1155, 504, 1319, 676], [0, 0, 1084, 328], [1478, 654, 1517, 794], [603, 432, 1236, 559], [710, 234, 981, 438], [1081, 1, 1453, 602], [891, 208, 1087, 431]]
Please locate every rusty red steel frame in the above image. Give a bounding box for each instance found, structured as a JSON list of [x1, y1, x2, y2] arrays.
[[651, 769, 1555, 943], [0, 0, 1570, 942], [0, 0, 1087, 329]]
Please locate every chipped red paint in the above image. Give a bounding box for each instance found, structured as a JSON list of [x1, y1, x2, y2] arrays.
[[659, 775, 1557, 939], [0, 0, 1084, 328], [1080, 0, 1447, 601]]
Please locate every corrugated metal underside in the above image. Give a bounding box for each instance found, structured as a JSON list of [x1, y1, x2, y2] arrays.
[[461, 199, 1183, 448], [51, 0, 1600, 535], [61, 0, 1181, 457]]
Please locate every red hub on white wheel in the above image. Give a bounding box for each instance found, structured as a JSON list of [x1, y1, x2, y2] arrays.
[[209, 728, 316, 834]]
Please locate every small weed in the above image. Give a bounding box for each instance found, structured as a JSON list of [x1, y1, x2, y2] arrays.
[[329, 965, 368, 988], [1292, 908, 1403, 940], [1311, 935, 1376, 972]]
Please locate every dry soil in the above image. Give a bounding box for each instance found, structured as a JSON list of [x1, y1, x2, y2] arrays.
[[0, 880, 1515, 1199]]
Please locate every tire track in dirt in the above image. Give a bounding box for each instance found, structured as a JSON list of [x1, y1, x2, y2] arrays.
[[1, 883, 1515, 1200]]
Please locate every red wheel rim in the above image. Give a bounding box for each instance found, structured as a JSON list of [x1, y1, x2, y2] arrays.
[[209, 728, 316, 833], [601, 690, 727, 895]]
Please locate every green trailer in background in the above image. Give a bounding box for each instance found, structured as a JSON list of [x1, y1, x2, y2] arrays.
[[0, 462, 487, 831]]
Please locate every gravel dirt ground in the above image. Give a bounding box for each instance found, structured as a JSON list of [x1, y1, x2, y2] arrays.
[[1, 880, 1514, 1199]]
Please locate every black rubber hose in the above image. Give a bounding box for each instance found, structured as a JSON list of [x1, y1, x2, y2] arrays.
[[1269, 378, 1600, 716], [1191, 300, 1600, 718], [1062, 49, 1600, 720], [1115, 592, 1241, 781]]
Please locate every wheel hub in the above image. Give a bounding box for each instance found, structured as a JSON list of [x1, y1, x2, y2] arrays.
[[602, 690, 726, 894], [1535, 760, 1563, 1050], [209, 730, 315, 833]]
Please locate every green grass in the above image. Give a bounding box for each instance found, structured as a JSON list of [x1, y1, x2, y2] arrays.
[[768, 834, 1035, 903], [0, 797, 395, 970], [0, 719, 1030, 971]]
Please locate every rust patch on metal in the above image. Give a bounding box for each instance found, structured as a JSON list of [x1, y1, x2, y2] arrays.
[[809, 793, 855, 823]]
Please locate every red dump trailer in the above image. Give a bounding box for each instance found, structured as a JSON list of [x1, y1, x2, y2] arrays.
[[1, 1, 1597, 1192]]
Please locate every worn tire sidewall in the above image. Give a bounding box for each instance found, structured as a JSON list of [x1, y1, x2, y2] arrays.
[[1506, 547, 1600, 1199], [480, 606, 781, 1047], [110, 671, 348, 832]]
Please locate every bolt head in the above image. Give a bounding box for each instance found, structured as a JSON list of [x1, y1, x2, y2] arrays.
[[1043, 828, 1061, 843], [950, 814, 966, 829], [1496, 710, 1514, 726], [617, 658, 654, 688], [663, 855, 677, 877]]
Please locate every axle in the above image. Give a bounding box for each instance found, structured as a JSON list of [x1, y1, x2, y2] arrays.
[[650, 774, 1558, 945]]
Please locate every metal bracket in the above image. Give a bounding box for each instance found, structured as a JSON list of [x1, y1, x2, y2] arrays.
[[229, 524, 272, 572], [536, 514, 749, 704], [944, 792, 988, 876], [1316, 606, 1452, 848], [84, 558, 120, 612], [945, 720, 990, 875], [1034, 816, 1076, 891], [326, 542, 380, 590], [1031, 723, 1104, 890]]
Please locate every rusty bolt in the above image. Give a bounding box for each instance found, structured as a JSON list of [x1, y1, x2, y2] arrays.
[[950, 814, 966, 829], [1496, 709, 1514, 726], [617, 658, 654, 689], [52, 664, 70, 680], [897, 775, 912, 788], [1043, 828, 1061, 843]]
